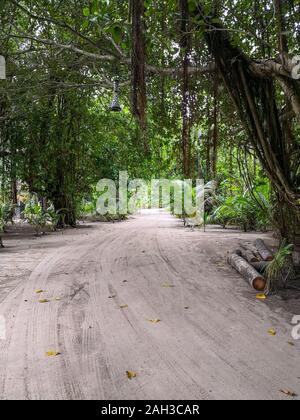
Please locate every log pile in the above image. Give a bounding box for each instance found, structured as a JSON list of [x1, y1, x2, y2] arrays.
[[228, 239, 274, 292], [254, 239, 274, 262]]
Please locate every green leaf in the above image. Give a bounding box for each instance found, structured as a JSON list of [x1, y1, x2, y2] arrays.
[[188, 0, 197, 13], [91, 0, 99, 15], [111, 25, 122, 44], [83, 8, 90, 17]]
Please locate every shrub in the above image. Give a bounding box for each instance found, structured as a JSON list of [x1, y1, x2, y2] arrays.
[[23, 204, 51, 236], [212, 183, 271, 232]]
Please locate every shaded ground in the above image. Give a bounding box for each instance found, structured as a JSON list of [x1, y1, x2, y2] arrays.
[[0, 210, 299, 400]]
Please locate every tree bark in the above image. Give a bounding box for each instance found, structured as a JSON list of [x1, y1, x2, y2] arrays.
[[188, 4, 300, 261], [180, 0, 191, 178], [228, 253, 267, 291], [255, 239, 274, 262], [236, 248, 260, 263], [251, 261, 269, 274], [211, 76, 219, 179], [131, 0, 147, 131], [52, 193, 76, 228], [274, 0, 288, 62]]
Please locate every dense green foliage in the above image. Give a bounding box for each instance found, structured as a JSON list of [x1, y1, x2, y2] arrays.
[[0, 0, 299, 252]]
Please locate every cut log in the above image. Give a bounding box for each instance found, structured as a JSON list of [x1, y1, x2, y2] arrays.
[[241, 243, 261, 259], [228, 253, 267, 291], [254, 239, 274, 261], [234, 248, 259, 263], [239, 248, 260, 263], [250, 261, 269, 274]]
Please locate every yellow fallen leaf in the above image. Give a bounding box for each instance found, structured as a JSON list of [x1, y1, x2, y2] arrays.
[[39, 299, 50, 303], [120, 304, 128, 309], [268, 328, 277, 336], [35, 289, 44, 294], [280, 389, 297, 397], [148, 319, 161, 323], [126, 371, 137, 380], [256, 294, 267, 300], [54, 297, 61, 301], [162, 283, 175, 288], [46, 351, 60, 357]]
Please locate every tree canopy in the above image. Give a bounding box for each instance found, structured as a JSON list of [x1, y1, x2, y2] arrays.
[[0, 0, 299, 255]]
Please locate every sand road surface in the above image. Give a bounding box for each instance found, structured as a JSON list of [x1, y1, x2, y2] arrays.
[[0, 210, 299, 400]]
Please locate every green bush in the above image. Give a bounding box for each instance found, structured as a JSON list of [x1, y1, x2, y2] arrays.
[[23, 204, 51, 236], [212, 182, 271, 232], [0, 202, 16, 246]]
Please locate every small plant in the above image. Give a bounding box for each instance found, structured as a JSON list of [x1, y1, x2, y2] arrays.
[[0, 216, 4, 248], [212, 184, 271, 232], [23, 204, 51, 236], [265, 240, 294, 291], [0, 201, 16, 246], [46, 207, 66, 231], [2, 202, 16, 227]]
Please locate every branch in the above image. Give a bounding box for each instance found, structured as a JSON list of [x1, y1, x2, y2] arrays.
[[4, 30, 298, 81], [250, 58, 294, 78], [5, 33, 117, 62], [4, 31, 216, 77], [9, 0, 99, 49]]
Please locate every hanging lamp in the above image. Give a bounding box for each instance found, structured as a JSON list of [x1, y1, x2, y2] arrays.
[[109, 79, 122, 112]]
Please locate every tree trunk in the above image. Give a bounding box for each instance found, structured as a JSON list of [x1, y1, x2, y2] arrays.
[[276, 202, 300, 266], [255, 239, 274, 262], [211, 76, 219, 179], [236, 248, 260, 263], [131, 0, 147, 126], [251, 261, 269, 274], [189, 4, 300, 263], [228, 253, 267, 291], [52, 194, 77, 228], [274, 0, 288, 61], [206, 106, 212, 179], [180, 0, 191, 178], [11, 179, 17, 205]]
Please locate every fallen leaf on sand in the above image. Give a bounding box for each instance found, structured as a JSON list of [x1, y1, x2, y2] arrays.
[[268, 328, 277, 336], [39, 299, 50, 303], [120, 304, 128, 309], [46, 351, 61, 357], [108, 295, 116, 299], [54, 297, 61, 301], [148, 319, 161, 323], [126, 371, 137, 380], [280, 389, 297, 397], [162, 283, 175, 288], [256, 294, 267, 300], [288, 341, 295, 346], [35, 289, 44, 294]]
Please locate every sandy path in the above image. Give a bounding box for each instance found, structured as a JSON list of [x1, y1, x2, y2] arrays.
[[0, 210, 299, 400]]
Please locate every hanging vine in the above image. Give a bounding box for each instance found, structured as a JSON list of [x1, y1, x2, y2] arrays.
[[131, 0, 147, 130], [180, 0, 192, 177]]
